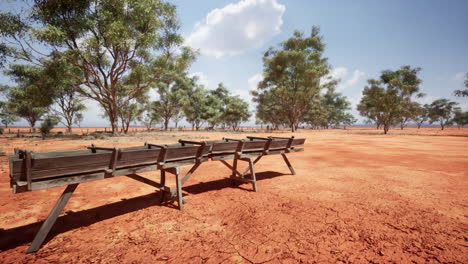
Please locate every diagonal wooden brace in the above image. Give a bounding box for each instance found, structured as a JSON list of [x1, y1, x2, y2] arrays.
[[26, 183, 79, 253]]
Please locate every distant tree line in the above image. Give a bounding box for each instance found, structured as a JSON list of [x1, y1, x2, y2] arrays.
[[357, 67, 467, 133]]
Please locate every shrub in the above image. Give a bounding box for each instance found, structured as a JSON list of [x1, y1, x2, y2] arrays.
[[0, 127, 4, 135], [40, 116, 59, 139]]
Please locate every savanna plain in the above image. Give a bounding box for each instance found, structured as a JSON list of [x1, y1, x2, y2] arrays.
[[0, 127, 467, 264]]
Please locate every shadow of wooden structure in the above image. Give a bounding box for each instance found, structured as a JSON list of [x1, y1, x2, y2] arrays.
[[8, 136, 305, 253]]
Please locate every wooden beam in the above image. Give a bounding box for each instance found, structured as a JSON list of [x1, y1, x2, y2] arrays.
[[281, 153, 296, 175], [26, 183, 79, 253]]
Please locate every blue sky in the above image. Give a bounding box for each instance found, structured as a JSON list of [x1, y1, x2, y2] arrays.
[[1, 0, 468, 126]]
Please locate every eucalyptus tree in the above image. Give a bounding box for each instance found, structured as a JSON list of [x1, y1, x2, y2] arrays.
[[341, 113, 357, 129], [427, 99, 459, 130], [0, 0, 196, 135], [255, 26, 330, 132], [209, 83, 230, 127], [153, 78, 189, 131], [53, 88, 86, 133], [357, 79, 401, 134], [3, 65, 55, 130], [454, 73, 468, 97], [252, 89, 286, 129], [138, 102, 161, 131], [119, 99, 145, 133], [0, 85, 19, 127], [0, 105, 19, 128], [41, 60, 86, 133], [358, 66, 423, 134], [398, 101, 422, 130], [172, 110, 184, 129], [321, 87, 352, 128], [452, 110, 468, 128], [182, 80, 209, 130], [303, 102, 328, 129], [413, 104, 430, 129], [222, 96, 251, 131]]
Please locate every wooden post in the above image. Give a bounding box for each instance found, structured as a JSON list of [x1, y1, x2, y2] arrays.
[[174, 168, 183, 210], [248, 158, 257, 192], [160, 170, 166, 203], [24, 151, 32, 191], [26, 183, 79, 253]]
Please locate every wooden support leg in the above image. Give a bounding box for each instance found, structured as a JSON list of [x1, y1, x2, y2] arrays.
[[248, 158, 258, 192], [232, 156, 238, 178], [160, 170, 166, 203], [174, 168, 183, 210], [240, 155, 262, 177], [281, 153, 296, 175], [26, 183, 79, 253]]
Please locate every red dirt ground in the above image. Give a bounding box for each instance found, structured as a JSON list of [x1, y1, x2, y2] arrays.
[[0, 128, 467, 263]]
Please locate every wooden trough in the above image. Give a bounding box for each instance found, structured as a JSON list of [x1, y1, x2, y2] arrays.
[[7, 136, 305, 253]]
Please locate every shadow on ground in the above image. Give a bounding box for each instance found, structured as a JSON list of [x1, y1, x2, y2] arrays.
[[0, 171, 288, 252]]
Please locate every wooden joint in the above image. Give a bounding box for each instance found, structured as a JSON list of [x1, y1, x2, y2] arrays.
[[24, 150, 32, 191], [286, 136, 295, 151], [149, 144, 168, 166]]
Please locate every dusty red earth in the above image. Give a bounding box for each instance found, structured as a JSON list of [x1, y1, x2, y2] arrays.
[[0, 127, 467, 263]]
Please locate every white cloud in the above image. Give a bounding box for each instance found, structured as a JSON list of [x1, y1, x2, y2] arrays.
[[186, 0, 286, 58], [329, 67, 348, 81], [324, 67, 365, 91], [247, 73, 263, 91], [340, 70, 365, 90]]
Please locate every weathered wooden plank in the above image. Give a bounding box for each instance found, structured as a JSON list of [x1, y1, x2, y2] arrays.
[[242, 141, 267, 151], [291, 138, 306, 146]]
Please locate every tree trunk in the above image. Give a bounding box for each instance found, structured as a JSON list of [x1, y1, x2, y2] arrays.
[[164, 118, 169, 131], [28, 119, 36, 133], [111, 118, 118, 136], [383, 124, 389, 134], [417, 124, 421, 129]]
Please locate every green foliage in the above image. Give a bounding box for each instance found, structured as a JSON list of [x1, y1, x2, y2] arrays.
[[427, 99, 459, 130], [4, 65, 55, 129], [254, 26, 330, 132], [182, 81, 211, 130], [138, 102, 162, 130], [40, 115, 60, 138], [0, 93, 19, 127], [358, 65, 423, 134], [74, 113, 83, 127], [1, 0, 196, 135], [222, 96, 251, 131], [320, 87, 353, 128], [451, 110, 468, 128], [413, 104, 430, 128], [153, 77, 190, 131], [454, 73, 468, 97], [119, 99, 145, 133]]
